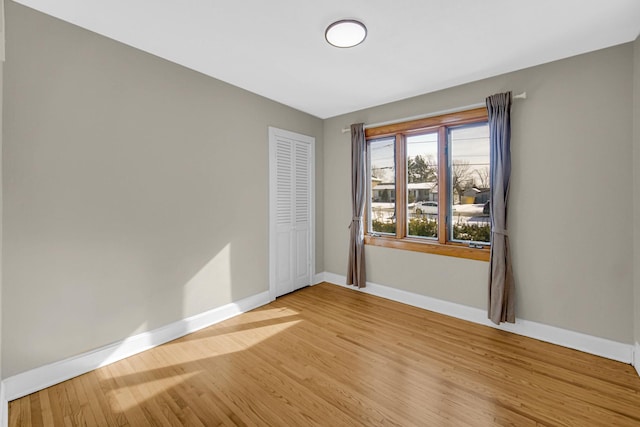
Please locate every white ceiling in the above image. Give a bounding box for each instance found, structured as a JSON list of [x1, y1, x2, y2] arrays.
[[13, 0, 640, 119]]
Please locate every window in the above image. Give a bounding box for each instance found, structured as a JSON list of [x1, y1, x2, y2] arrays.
[[365, 108, 491, 261], [369, 137, 396, 235]]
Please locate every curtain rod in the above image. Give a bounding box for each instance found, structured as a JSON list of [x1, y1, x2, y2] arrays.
[[340, 92, 526, 134]]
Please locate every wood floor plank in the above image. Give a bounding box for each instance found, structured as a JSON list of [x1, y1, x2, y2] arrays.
[[34, 389, 54, 427], [9, 283, 640, 426], [19, 396, 32, 427], [44, 386, 66, 427]]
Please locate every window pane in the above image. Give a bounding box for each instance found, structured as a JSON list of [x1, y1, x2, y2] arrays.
[[449, 123, 491, 244], [406, 133, 438, 239], [369, 138, 396, 234]]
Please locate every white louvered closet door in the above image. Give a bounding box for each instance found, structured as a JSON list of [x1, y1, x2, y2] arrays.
[[269, 128, 315, 298]]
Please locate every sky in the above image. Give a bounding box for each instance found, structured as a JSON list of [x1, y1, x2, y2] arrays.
[[370, 123, 490, 184]]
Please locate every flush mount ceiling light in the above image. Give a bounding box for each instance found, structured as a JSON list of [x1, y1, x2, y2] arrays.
[[325, 19, 367, 48]]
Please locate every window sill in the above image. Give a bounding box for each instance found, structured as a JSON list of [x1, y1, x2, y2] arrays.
[[364, 235, 490, 262]]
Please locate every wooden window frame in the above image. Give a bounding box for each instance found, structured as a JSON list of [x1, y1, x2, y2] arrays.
[[364, 107, 490, 262]]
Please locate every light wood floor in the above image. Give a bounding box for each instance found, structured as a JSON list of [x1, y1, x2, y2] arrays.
[[9, 283, 640, 426]]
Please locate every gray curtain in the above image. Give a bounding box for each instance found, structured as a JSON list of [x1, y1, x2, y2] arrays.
[[486, 92, 515, 324], [347, 123, 366, 288]]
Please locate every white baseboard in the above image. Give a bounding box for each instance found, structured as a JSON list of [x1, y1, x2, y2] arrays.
[[2, 290, 272, 402], [635, 343, 640, 377], [322, 272, 633, 364], [313, 272, 325, 285], [0, 381, 7, 427]]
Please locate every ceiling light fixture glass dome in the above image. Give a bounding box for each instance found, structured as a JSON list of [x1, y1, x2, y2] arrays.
[[325, 19, 367, 48]]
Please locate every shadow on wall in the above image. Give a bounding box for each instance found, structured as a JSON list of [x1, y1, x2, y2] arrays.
[[3, 201, 266, 378], [181, 242, 234, 318], [90, 241, 241, 370]]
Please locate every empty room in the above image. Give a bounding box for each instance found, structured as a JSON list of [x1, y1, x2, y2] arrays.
[[2, 0, 640, 425]]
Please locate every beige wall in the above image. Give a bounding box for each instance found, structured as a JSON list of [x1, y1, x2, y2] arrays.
[[324, 44, 635, 343], [634, 34, 640, 348], [2, 3, 323, 377], [0, 62, 3, 386], [0, 0, 4, 391]]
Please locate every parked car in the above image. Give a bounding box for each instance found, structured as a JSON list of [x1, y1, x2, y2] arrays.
[[483, 201, 490, 215], [414, 201, 438, 215]]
